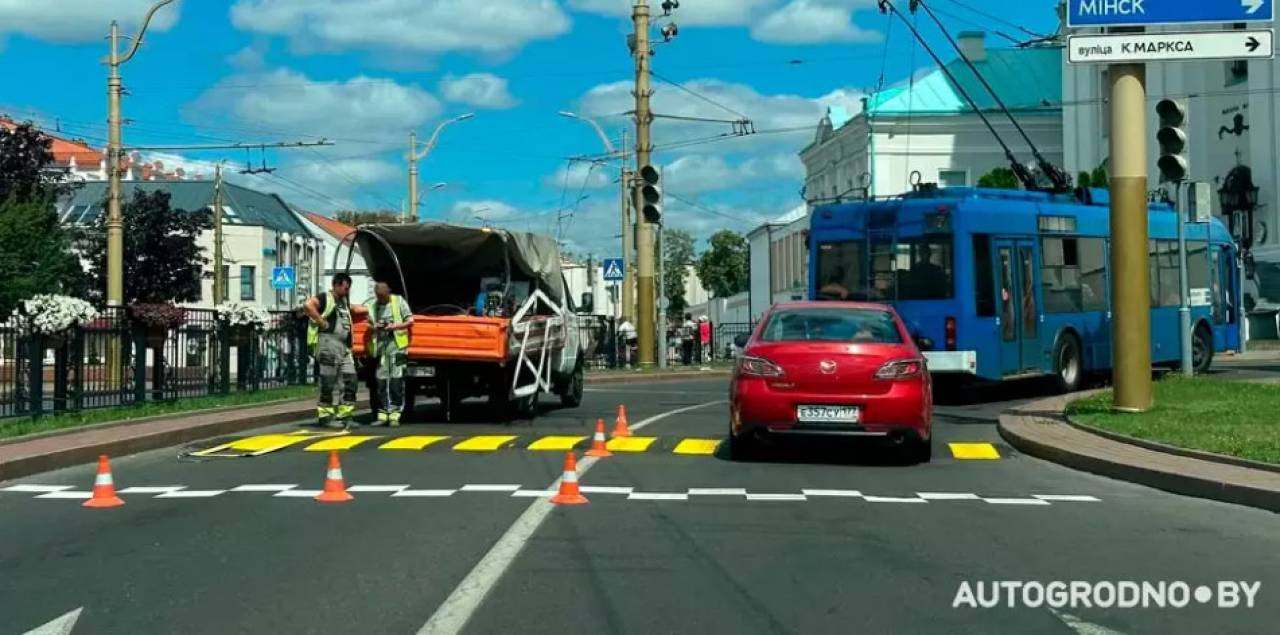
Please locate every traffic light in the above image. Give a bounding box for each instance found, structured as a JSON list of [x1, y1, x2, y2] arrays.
[[1155, 99, 1188, 183], [638, 164, 662, 225]]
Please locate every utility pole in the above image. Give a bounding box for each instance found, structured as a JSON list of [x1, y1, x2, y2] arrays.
[[1108, 61, 1153, 411], [213, 163, 225, 307], [408, 113, 474, 223], [620, 129, 635, 322], [632, 0, 657, 367]]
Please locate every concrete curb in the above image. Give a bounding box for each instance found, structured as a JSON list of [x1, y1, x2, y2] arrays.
[[998, 395, 1280, 514], [586, 371, 731, 385], [1063, 417, 1280, 475]]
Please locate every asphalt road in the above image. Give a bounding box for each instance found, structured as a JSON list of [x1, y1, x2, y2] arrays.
[[1, 376, 1277, 634]]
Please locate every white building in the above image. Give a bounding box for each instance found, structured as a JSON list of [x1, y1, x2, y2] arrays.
[[746, 204, 810, 322], [801, 33, 1063, 201], [295, 211, 372, 303], [59, 181, 323, 311], [1062, 23, 1280, 336]]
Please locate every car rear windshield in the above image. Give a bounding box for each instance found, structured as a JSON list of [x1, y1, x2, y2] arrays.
[[760, 308, 902, 344]]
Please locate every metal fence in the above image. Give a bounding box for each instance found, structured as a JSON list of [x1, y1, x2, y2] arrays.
[[575, 316, 754, 370], [0, 306, 313, 421]]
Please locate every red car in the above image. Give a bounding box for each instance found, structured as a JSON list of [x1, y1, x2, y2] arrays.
[[729, 302, 933, 462]]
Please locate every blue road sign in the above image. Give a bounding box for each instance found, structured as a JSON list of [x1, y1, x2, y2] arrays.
[[602, 258, 625, 282], [271, 266, 296, 290], [1068, 0, 1273, 28]]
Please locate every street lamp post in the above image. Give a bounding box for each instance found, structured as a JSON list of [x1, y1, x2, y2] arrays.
[[408, 114, 474, 223]]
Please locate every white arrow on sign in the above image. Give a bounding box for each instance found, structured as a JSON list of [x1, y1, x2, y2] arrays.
[[1068, 29, 1275, 64], [24, 607, 82, 635], [1244, 0, 1265, 17]]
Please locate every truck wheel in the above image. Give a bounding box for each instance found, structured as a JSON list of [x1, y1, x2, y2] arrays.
[[560, 361, 584, 408]]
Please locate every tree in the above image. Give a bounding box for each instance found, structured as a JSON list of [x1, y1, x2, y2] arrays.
[[81, 190, 212, 304], [696, 230, 748, 299], [1076, 163, 1109, 189], [662, 229, 695, 318], [335, 210, 401, 226], [977, 167, 1020, 189], [0, 121, 82, 316]]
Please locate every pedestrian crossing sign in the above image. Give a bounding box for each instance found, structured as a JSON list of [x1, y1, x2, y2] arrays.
[[271, 266, 296, 290], [602, 258, 625, 282]]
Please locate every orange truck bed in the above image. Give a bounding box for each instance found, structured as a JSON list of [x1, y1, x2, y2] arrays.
[[352, 310, 509, 363]]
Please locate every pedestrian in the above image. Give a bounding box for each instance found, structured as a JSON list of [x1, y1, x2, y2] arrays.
[[617, 318, 637, 367], [305, 273, 359, 429], [681, 313, 696, 365], [366, 281, 412, 426], [698, 316, 712, 363]]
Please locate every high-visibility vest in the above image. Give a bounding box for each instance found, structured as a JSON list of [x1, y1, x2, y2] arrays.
[[367, 295, 410, 357], [306, 291, 340, 352]]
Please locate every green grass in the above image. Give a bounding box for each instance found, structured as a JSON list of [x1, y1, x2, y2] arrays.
[[1067, 376, 1280, 465], [0, 385, 315, 441]]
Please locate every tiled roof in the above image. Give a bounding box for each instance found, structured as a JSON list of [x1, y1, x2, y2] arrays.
[[2, 117, 103, 166], [301, 211, 357, 241]]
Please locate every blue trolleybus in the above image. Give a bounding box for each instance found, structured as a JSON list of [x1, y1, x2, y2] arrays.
[[808, 187, 1242, 391]]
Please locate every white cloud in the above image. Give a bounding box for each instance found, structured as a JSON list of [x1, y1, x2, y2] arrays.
[[439, 73, 517, 109], [226, 44, 267, 72], [568, 0, 777, 26], [449, 200, 521, 223], [0, 0, 180, 42], [751, 1, 880, 45], [230, 0, 570, 55], [542, 160, 614, 190]]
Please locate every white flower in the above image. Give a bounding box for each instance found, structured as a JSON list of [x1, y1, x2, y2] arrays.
[[216, 302, 271, 328], [7, 294, 99, 335]]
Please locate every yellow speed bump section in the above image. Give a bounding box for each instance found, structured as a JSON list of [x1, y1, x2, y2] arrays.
[[606, 436, 657, 453], [453, 435, 518, 452], [527, 436, 588, 451], [305, 436, 381, 451], [188, 433, 332, 457], [949, 443, 1001, 460], [672, 438, 722, 455], [378, 435, 451, 451]]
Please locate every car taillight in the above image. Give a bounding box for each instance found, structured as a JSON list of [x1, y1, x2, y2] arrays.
[[945, 316, 957, 351], [737, 355, 785, 378], [875, 359, 923, 380]]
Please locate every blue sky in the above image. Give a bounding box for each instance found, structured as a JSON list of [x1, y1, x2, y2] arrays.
[[0, 0, 1060, 255]]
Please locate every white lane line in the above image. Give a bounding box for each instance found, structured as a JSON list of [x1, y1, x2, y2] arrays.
[[393, 489, 457, 497], [687, 488, 747, 496], [117, 486, 186, 494], [1049, 609, 1130, 635], [23, 606, 82, 635], [917, 492, 981, 501], [628, 492, 689, 501], [1034, 494, 1101, 502], [347, 485, 410, 493], [274, 490, 323, 498], [985, 498, 1053, 506], [578, 486, 634, 494], [510, 490, 557, 498], [416, 399, 725, 635], [35, 491, 93, 500], [155, 490, 226, 498], [745, 493, 807, 502], [864, 496, 928, 503], [459, 484, 522, 492], [231, 484, 297, 492], [801, 489, 863, 497], [3, 485, 72, 493]]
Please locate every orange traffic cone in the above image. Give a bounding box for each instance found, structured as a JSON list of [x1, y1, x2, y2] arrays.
[[550, 452, 589, 505], [315, 451, 354, 503], [585, 419, 613, 458], [83, 454, 124, 509], [611, 404, 632, 438]]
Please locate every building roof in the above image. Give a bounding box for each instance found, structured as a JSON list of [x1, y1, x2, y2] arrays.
[[301, 211, 357, 241], [865, 45, 1061, 117], [1, 116, 103, 167], [57, 180, 312, 235]]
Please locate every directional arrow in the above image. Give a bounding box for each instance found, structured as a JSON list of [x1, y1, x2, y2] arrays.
[[1247, 36, 1262, 52], [24, 607, 82, 635]]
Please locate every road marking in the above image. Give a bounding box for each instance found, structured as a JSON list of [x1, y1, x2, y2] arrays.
[[511, 489, 558, 497], [864, 496, 927, 503], [35, 491, 92, 500], [605, 436, 657, 452], [155, 490, 226, 498], [579, 486, 634, 494], [230, 484, 297, 492], [393, 489, 457, 497], [305, 436, 380, 451], [23, 607, 81, 635], [1049, 609, 1130, 635], [416, 399, 725, 635], [452, 435, 518, 452], [949, 443, 1001, 460], [745, 493, 807, 502], [190, 433, 327, 457], [628, 492, 689, 501], [672, 438, 721, 455], [117, 486, 186, 494], [379, 435, 451, 450], [918, 492, 982, 500], [273, 489, 322, 498], [688, 488, 747, 496], [1034, 494, 1101, 502], [985, 498, 1052, 506], [802, 489, 863, 497], [460, 484, 521, 492], [347, 485, 409, 493], [526, 435, 588, 451], [3, 485, 72, 493]]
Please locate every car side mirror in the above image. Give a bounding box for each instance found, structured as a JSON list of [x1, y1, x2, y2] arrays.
[[579, 292, 594, 314], [733, 333, 750, 348], [914, 335, 934, 351]]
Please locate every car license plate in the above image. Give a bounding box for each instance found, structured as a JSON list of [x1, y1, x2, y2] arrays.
[[408, 366, 436, 378], [796, 405, 860, 423]]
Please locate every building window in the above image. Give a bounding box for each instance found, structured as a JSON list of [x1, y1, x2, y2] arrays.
[[220, 265, 230, 303], [240, 265, 256, 301], [938, 170, 968, 187]]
